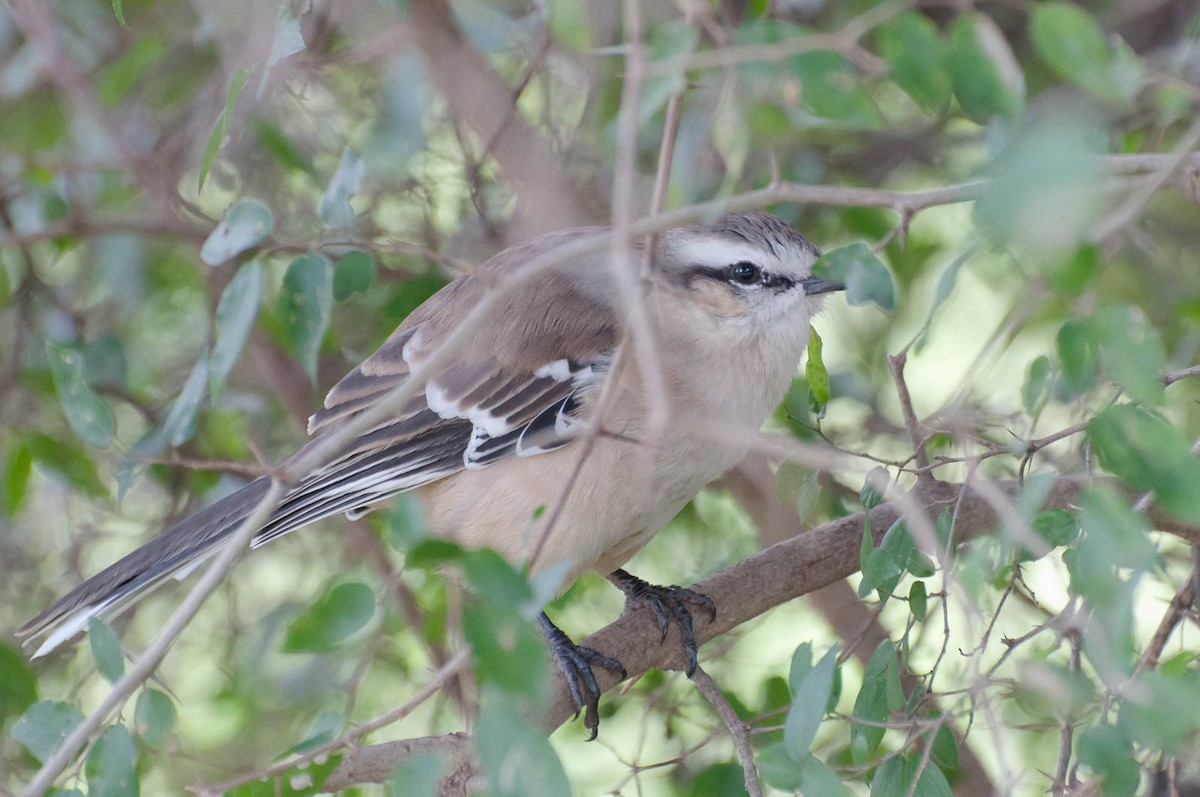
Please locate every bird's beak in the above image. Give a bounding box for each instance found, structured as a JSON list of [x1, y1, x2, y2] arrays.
[[800, 276, 846, 295]]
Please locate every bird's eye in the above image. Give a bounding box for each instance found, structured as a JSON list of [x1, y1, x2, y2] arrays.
[[727, 261, 762, 285]]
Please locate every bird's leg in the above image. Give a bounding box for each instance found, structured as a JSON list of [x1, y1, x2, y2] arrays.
[[536, 611, 626, 740], [607, 569, 717, 677]]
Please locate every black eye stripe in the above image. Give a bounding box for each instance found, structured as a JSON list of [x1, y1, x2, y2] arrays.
[[687, 264, 797, 292]]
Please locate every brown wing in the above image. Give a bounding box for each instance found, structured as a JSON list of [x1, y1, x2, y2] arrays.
[[19, 228, 619, 656]]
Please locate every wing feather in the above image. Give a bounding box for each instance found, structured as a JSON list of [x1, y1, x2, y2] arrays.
[[21, 226, 621, 654]]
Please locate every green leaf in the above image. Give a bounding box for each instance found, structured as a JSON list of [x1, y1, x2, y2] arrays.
[[86, 724, 138, 797], [1078, 724, 1138, 797], [930, 723, 958, 771], [1116, 670, 1200, 755], [134, 688, 175, 748], [1047, 244, 1100, 295], [757, 742, 805, 791], [319, 147, 365, 229], [333, 250, 377, 301], [975, 116, 1102, 258], [851, 641, 901, 763], [784, 646, 838, 760], [111, 0, 126, 26], [278, 253, 333, 381], [788, 642, 813, 694], [860, 518, 934, 599], [161, 353, 209, 447], [777, 461, 820, 522], [98, 38, 164, 106], [13, 700, 84, 763], [88, 618, 125, 684], [254, 120, 316, 176], [0, 93, 66, 153], [791, 50, 880, 125], [382, 493, 430, 551], [82, 335, 128, 389], [935, 508, 954, 549], [1030, 508, 1079, 550], [210, 261, 263, 398], [946, 14, 1023, 121], [3, 443, 34, 516], [284, 709, 344, 755], [24, 433, 108, 497], [200, 200, 273, 266], [546, 0, 591, 52], [475, 688, 570, 797], [1088, 405, 1200, 522], [909, 581, 927, 620], [876, 11, 950, 113], [200, 66, 254, 191], [813, 242, 894, 310], [859, 546, 902, 600], [406, 538, 467, 569], [639, 20, 699, 123], [805, 326, 830, 418], [388, 751, 447, 797], [0, 641, 38, 723], [1022, 355, 1053, 415], [463, 601, 547, 699], [1030, 3, 1113, 96], [1093, 303, 1165, 406], [1056, 319, 1099, 396], [860, 467, 887, 511], [46, 341, 116, 448], [870, 754, 952, 797], [800, 755, 851, 796], [283, 582, 376, 653]]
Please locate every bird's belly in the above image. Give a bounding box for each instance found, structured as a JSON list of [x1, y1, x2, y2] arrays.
[[416, 431, 741, 581]]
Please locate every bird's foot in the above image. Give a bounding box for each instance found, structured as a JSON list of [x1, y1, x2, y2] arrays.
[[608, 569, 716, 677], [537, 612, 626, 740]]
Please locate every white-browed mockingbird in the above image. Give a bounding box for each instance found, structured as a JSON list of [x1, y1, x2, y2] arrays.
[[20, 210, 844, 736]]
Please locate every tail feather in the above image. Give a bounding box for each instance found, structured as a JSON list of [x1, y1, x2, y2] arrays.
[[17, 478, 271, 656], [19, 417, 474, 658]]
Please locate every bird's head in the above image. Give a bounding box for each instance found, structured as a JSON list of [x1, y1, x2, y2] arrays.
[[655, 211, 843, 334]]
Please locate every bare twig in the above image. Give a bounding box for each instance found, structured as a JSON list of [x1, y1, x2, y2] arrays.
[[887, 352, 932, 478], [1095, 116, 1200, 247], [1164, 363, 1200, 386], [691, 666, 764, 797]]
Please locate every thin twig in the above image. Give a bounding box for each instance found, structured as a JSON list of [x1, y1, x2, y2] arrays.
[[1095, 115, 1200, 247], [690, 667, 764, 797], [887, 352, 932, 478], [1164, 363, 1200, 386]]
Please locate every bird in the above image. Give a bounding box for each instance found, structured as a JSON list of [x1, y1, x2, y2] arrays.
[[19, 210, 843, 736]]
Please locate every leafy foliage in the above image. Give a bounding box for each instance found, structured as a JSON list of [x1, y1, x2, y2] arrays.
[[1, 1, 1199, 795]]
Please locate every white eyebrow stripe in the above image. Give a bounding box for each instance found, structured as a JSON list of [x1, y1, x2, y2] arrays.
[[673, 238, 769, 268]]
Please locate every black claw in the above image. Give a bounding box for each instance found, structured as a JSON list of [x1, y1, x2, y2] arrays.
[[538, 612, 626, 740], [608, 570, 717, 678]]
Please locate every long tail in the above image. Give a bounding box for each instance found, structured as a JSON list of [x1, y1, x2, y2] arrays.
[[17, 478, 274, 658], [20, 417, 473, 657]]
